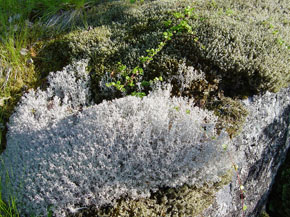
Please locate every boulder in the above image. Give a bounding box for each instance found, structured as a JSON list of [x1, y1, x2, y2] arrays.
[[201, 86, 290, 217], [1, 0, 290, 216], [267, 141, 290, 217]]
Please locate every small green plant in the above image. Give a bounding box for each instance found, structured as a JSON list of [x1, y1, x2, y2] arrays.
[[0, 161, 20, 217], [106, 6, 199, 97], [105, 62, 162, 97], [130, 0, 144, 3]]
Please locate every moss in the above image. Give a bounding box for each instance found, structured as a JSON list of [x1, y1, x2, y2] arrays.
[[185, 0, 290, 95], [34, 25, 112, 76], [208, 97, 249, 138], [34, 0, 289, 101], [259, 211, 270, 217], [0, 63, 39, 152], [68, 170, 233, 217]]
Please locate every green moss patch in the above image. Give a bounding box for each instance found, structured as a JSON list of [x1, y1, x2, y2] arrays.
[[34, 25, 112, 76], [208, 97, 249, 138], [187, 0, 290, 95], [35, 0, 289, 102]]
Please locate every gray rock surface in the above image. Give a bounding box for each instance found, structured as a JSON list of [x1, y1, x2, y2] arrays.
[[201, 86, 290, 217]]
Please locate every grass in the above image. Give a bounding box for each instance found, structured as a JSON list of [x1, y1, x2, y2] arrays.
[[0, 0, 97, 149], [0, 183, 19, 217], [0, 0, 111, 215], [0, 160, 19, 217]]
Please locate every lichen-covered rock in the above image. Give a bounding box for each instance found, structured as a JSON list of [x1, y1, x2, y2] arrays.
[[201, 86, 290, 217], [0, 61, 233, 216], [1, 0, 289, 216]]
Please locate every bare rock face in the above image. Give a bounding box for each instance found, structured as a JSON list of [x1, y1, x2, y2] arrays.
[[202, 87, 290, 217]]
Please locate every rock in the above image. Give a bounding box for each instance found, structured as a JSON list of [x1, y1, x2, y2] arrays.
[[1, 0, 290, 216], [201, 86, 290, 217], [267, 137, 290, 217]]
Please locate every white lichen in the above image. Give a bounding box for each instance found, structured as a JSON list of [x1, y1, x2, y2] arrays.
[[1, 60, 232, 216]]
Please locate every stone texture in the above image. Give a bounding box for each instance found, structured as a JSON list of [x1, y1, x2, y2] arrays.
[[201, 86, 290, 217]]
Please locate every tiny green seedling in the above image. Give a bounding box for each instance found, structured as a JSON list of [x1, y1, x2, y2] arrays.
[[106, 6, 198, 97]]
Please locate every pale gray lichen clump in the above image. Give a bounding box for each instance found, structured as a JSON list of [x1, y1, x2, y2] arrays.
[[1, 60, 232, 216]]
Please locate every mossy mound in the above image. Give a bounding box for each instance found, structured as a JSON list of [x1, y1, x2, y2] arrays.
[[34, 25, 112, 76], [208, 97, 249, 138], [67, 171, 232, 217], [35, 0, 290, 99], [160, 0, 290, 96], [34, 0, 256, 137], [31, 1, 288, 214]]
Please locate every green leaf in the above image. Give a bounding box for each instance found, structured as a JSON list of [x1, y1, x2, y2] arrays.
[[132, 67, 139, 74], [222, 144, 228, 150], [163, 20, 172, 27], [118, 63, 126, 72], [243, 205, 247, 211], [141, 81, 150, 86], [186, 109, 190, 114], [131, 92, 146, 98], [105, 83, 111, 87], [138, 68, 144, 75], [173, 12, 184, 19]]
